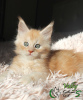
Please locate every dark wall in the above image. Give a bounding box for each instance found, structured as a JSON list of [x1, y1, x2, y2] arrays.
[[0, 0, 83, 41], [53, 0, 83, 32], [0, 0, 5, 41], [52, 0, 83, 41], [35, 0, 53, 28], [3, 0, 37, 41]]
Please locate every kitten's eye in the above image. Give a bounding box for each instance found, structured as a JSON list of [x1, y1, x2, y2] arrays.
[[24, 42, 29, 46], [35, 44, 40, 49]]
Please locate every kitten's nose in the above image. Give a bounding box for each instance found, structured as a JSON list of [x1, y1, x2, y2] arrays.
[[28, 50, 33, 54]]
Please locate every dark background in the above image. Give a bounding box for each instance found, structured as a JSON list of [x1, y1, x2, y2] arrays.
[[0, 0, 83, 64], [0, 0, 83, 42]]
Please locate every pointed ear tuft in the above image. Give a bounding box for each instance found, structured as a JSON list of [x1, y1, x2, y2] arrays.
[[18, 16, 23, 21], [50, 21, 54, 26], [18, 16, 29, 34], [40, 21, 54, 39]]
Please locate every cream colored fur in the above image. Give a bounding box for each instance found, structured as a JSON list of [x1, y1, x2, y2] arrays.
[[7, 17, 53, 84]]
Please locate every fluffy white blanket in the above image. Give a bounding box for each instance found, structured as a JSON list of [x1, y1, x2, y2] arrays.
[[0, 32, 83, 100]]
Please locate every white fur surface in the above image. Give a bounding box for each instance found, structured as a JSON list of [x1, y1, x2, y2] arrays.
[[0, 32, 83, 100], [52, 32, 83, 52]]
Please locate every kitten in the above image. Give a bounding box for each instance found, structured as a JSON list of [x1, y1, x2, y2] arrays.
[[10, 16, 83, 80], [9, 17, 51, 83], [0, 17, 83, 83]]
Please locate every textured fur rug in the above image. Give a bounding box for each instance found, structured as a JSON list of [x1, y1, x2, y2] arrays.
[[0, 32, 83, 100]]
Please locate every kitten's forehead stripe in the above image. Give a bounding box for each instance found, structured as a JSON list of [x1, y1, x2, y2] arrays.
[[27, 29, 40, 40]]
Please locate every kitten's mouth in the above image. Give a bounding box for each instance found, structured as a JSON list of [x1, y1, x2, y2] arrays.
[[27, 52, 38, 57], [26, 52, 32, 56], [28, 53, 33, 56], [29, 53, 31, 55]]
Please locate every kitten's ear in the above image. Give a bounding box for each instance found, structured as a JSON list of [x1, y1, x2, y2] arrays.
[[18, 16, 29, 34], [40, 21, 54, 39]]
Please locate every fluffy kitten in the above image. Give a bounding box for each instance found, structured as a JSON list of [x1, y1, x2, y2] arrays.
[[9, 17, 51, 83], [1, 17, 83, 83]]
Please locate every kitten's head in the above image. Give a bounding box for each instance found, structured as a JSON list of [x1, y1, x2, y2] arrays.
[[15, 17, 54, 59]]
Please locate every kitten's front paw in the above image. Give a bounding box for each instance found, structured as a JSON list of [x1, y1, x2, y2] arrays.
[[0, 72, 8, 82], [0, 76, 6, 82], [19, 75, 33, 84]]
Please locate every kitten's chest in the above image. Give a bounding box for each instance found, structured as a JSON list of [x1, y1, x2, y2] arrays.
[[16, 57, 45, 74]]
